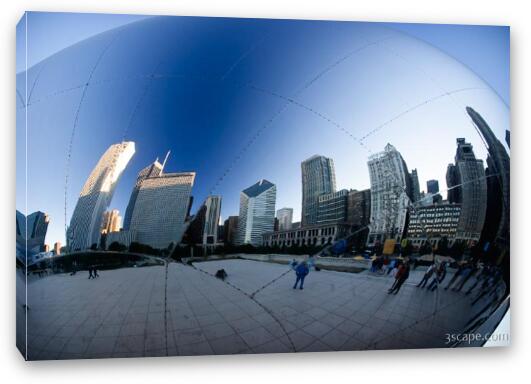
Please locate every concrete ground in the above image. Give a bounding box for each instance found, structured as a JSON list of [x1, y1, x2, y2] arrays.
[[17, 258, 493, 360]]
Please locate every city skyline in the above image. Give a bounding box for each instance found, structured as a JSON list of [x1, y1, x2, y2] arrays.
[[16, 15, 510, 247], [15, 13, 511, 360]]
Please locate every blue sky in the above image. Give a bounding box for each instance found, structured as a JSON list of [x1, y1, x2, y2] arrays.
[[16, 13, 510, 246]]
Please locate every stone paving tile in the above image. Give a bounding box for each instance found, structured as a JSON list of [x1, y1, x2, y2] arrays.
[[19, 259, 490, 360], [238, 327, 276, 348], [208, 334, 250, 355], [178, 340, 214, 356]]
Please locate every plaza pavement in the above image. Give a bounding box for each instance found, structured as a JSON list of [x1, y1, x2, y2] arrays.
[[18, 258, 492, 360]]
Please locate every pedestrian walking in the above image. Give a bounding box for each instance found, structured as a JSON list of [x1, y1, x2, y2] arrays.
[[465, 264, 490, 295], [444, 262, 465, 290], [93, 265, 99, 278], [88, 266, 94, 279], [428, 262, 447, 291], [388, 261, 410, 295], [386, 259, 397, 275], [293, 261, 309, 290], [451, 264, 475, 291], [416, 262, 436, 288]]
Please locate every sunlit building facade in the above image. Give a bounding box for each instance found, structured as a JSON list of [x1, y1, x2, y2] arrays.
[[67, 142, 135, 251], [123, 159, 163, 230]]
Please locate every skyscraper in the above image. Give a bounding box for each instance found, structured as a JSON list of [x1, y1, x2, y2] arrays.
[[410, 169, 421, 203], [367, 144, 412, 246], [129, 171, 195, 250], [187, 195, 222, 245], [67, 141, 135, 251], [301, 155, 336, 226], [123, 159, 163, 230], [236, 179, 276, 246], [276, 208, 293, 231], [223, 216, 239, 245], [347, 189, 371, 228], [317, 189, 349, 225], [446, 138, 487, 242], [16, 210, 50, 260], [466, 107, 510, 248], [427, 179, 439, 194]]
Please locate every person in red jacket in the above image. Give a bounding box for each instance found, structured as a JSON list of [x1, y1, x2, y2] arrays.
[[388, 260, 410, 295]]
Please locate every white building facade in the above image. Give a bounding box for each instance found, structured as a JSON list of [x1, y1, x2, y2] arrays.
[[236, 179, 276, 246], [67, 142, 135, 251], [367, 144, 412, 246]]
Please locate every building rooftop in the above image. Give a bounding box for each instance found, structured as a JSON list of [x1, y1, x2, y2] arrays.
[[242, 179, 275, 198]]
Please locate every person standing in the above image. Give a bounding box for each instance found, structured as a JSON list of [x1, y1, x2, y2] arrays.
[[293, 261, 309, 290], [416, 262, 436, 288], [428, 262, 447, 291], [88, 266, 94, 279], [444, 262, 465, 290], [388, 261, 410, 295], [93, 265, 99, 278]]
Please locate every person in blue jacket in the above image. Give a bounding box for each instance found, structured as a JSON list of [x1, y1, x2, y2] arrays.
[[293, 261, 310, 290]]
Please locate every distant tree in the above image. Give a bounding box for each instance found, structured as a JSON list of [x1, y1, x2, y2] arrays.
[[438, 237, 450, 256], [108, 241, 127, 252], [419, 242, 432, 255], [401, 241, 414, 257], [90, 243, 98, 251], [129, 242, 161, 256], [449, 240, 466, 258]]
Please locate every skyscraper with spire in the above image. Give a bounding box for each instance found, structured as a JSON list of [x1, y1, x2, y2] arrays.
[[67, 141, 135, 251], [123, 158, 164, 230]]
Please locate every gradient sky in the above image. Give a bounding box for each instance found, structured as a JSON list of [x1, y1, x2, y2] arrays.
[[16, 13, 510, 247]]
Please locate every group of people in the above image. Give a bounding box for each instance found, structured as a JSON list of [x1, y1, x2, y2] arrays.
[[414, 259, 503, 304], [88, 265, 100, 279], [370, 256, 403, 276], [289, 253, 503, 303], [416, 261, 447, 291]]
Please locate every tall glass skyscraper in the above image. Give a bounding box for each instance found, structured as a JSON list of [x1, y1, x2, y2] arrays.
[[367, 144, 412, 246], [426, 179, 440, 194], [276, 207, 293, 231], [301, 155, 336, 226], [410, 169, 421, 202], [187, 195, 222, 245], [236, 179, 276, 246], [123, 159, 163, 230], [129, 172, 195, 249], [67, 142, 135, 251]]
